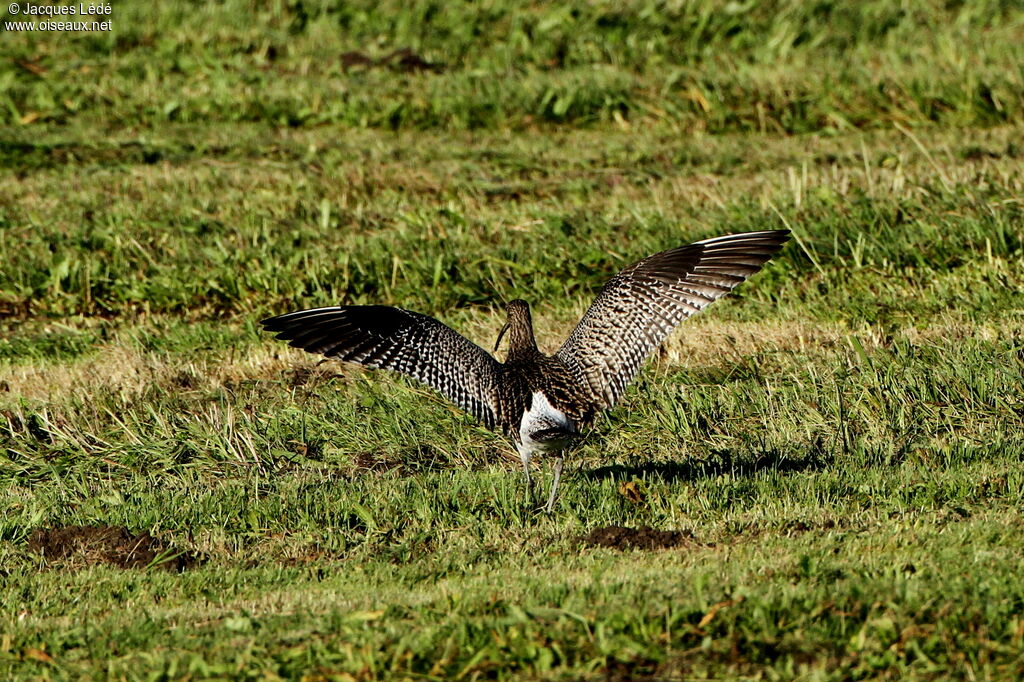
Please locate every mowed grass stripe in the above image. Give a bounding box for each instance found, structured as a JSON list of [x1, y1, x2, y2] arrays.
[[2, 125, 1022, 329]]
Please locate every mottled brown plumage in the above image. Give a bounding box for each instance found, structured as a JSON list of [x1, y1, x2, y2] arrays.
[[491, 301, 597, 438], [262, 229, 790, 510]]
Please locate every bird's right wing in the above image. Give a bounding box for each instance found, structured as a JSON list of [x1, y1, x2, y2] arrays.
[[262, 306, 502, 430], [556, 230, 790, 408]]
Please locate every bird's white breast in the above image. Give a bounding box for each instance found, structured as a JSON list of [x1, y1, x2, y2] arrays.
[[518, 390, 575, 455]]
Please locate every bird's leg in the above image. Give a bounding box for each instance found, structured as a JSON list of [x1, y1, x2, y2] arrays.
[[522, 458, 534, 504], [518, 446, 534, 506], [544, 455, 565, 513]]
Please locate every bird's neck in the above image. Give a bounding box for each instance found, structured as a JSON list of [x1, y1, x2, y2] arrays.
[[505, 320, 539, 362]]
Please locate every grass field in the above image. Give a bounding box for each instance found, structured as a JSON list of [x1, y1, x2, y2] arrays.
[[3, 0, 1024, 678]]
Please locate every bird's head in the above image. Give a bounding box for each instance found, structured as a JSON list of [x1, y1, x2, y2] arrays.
[[494, 299, 535, 353]]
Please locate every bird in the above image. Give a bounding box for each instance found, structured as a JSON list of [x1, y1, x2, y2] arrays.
[[262, 229, 790, 512]]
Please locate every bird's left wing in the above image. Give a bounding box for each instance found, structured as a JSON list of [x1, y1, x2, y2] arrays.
[[262, 306, 501, 430], [555, 230, 790, 408]]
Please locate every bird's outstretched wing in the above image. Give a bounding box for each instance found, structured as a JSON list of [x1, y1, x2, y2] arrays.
[[556, 230, 790, 408], [262, 306, 501, 429]]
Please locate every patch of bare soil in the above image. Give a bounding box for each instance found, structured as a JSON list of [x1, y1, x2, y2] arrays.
[[582, 525, 701, 551], [28, 525, 202, 572]]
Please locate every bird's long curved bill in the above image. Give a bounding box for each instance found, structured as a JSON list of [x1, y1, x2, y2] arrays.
[[493, 322, 510, 352]]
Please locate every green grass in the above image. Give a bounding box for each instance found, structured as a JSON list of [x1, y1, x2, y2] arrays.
[[3, 1, 1024, 679], [4, 1, 1024, 131]]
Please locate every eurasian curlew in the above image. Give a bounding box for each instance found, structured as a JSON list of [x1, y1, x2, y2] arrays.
[[262, 229, 790, 511]]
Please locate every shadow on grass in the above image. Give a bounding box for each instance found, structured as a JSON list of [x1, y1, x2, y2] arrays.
[[581, 447, 834, 484]]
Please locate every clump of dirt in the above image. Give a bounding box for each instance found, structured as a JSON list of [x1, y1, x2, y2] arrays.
[[582, 525, 700, 551], [28, 525, 202, 572], [341, 47, 443, 72]]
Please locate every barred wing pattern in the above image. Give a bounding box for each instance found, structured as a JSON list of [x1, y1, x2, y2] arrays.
[[556, 230, 790, 408], [262, 306, 501, 430]]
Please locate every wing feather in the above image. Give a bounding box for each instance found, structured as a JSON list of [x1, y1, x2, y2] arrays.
[[556, 230, 790, 408], [263, 305, 501, 429]]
